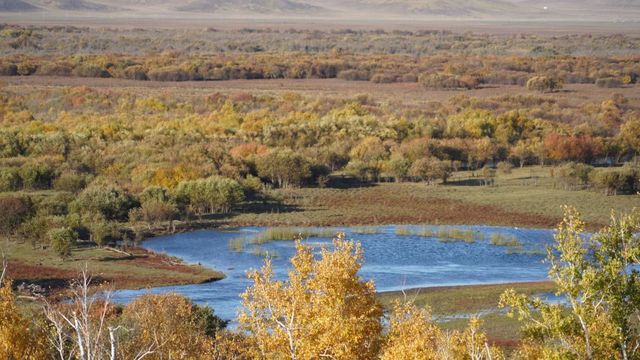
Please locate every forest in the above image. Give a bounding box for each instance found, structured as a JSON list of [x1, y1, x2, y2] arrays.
[[0, 22, 639, 359]]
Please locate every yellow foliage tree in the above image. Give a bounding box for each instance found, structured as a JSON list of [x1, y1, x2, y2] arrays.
[[0, 277, 48, 359], [119, 293, 217, 360], [239, 234, 383, 360], [380, 301, 441, 360]]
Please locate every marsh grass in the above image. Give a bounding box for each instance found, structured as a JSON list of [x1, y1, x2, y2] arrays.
[[395, 226, 412, 236], [351, 226, 381, 234], [490, 233, 523, 247], [505, 248, 546, 256], [250, 246, 279, 258], [250, 227, 337, 245], [228, 237, 247, 251], [396, 225, 481, 243], [415, 226, 435, 237]]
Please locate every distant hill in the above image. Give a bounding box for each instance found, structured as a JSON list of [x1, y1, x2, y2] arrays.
[[0, 0, 38, 11], [27, 0, 114, 11], [331, 0, 520, 16], [4, 0, 639, 20], [175, 0, 325, 14]]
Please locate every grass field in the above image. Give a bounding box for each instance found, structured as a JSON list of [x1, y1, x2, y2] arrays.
[[2, 240, 223, 295], [378, 281, 557, 348], [230, 166, 638, 230]]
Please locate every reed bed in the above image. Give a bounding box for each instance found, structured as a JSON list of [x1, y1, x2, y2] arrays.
[[490, 234, 523, 248], [228, 237, 247, 252], [395, 226, 412, 236], [351, 226, 381, 235], [250, 227, 338, 245], [396, 225, 482, 243], [250, 246, 279, 258]]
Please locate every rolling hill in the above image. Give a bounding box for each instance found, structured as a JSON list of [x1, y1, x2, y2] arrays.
[[175, 0, 325, 14], [2, 0, 639, 21], [0, 0, 38, 11]]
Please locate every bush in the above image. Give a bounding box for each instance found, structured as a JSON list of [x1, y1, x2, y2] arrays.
[[590, 170, 626, 195], [36, 62, 73, 76], [73, 185, 136, 221], [19, 162, 55, 190], [122, 65, 148, 80], [595, 77, 624, 88], [557, 162, 594, 188], [0, 196, 33, 236], [0, 168, 21, 191], [53, 172, 87, 193], [147, 66, 191, 82], [496, 161, 513, 174], [0, 63, 17, 76], [72, 64, 111, 78], [526, 76, 563, 93], [419, 73, 462, 90], [337, 69, 369, 81], [370, 73, 396, 83], [48, 227, 77, 259]]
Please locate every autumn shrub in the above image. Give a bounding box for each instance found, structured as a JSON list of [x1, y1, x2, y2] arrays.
[[72, 63, 110, 78], [526, 75, 563, 93], [419, 73, 463, 89], [337, 69, 370, 81], [595, 77, 624, 88], [147, 66, 191, 81], [370, 72, 396, 83]]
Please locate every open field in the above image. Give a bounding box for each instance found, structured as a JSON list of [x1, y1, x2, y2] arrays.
[[378, 281, 556, 347], [4, 77, 639, 109], [230, 166, 639, 230], [3, 16, 640, 34], [2, 240, 223, 295]]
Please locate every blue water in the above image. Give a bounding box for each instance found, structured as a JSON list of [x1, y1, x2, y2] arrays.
[[112, 225, 555, 321]]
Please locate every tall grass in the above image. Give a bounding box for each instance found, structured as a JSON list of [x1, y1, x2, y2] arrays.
[[351, 226, 381, 235], [250, 227, 337, 245], [251, 246, 279, 258], [395, 226, 412, 236], [505, 248, 546, 256], [490, 234, 523, 247], [415, 226, 435, 237], [396, 225, 481, 243], [228, 237, 246, 252]]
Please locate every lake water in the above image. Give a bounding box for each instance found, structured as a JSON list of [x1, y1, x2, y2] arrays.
[[112, 225, 555, 321]]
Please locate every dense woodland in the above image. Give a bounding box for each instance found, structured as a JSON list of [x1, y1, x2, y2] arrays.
[[0, 78, 639, 254]]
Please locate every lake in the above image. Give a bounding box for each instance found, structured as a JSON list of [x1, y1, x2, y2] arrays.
[[112, 225, 555, 321]]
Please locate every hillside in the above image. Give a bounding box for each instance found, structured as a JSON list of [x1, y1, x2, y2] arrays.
[[3, 0, 640, 21], [175, 0, 326, 14], [0, 0, 37, 11]]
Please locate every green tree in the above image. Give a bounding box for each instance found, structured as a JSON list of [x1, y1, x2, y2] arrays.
[[72, 185, 135, 221], [385, 154, 411, 182], [175, 176, 244, 215], [500, 207, 640, 359], [256, 149, 312, 188], [0, 196, 33, 239], [48, 227, 77, 259], [19, 162, 55, 190]]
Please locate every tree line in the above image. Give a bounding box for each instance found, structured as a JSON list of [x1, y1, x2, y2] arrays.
[[1, 51, 637, 88]]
